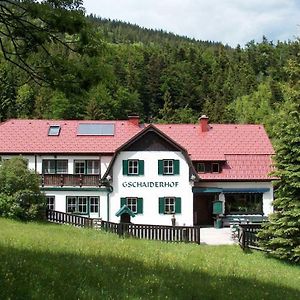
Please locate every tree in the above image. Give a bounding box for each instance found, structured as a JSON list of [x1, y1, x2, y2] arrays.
[[0, 157, 45, 220], [258, 110, 300, 262], [0, 0, 88, 86]]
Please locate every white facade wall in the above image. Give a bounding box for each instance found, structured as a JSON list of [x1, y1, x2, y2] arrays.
[[109, 151, 194, 226], [0, 154, 113, 176], [43, 190, 107, 218], [197, 181, 274, 216]]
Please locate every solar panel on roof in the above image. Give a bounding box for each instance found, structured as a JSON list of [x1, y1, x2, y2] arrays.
[[48, 125, 60, 136], [77, 123, 115, 136]]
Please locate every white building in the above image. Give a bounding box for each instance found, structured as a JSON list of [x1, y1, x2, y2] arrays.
[[0, 116, 275, 226]]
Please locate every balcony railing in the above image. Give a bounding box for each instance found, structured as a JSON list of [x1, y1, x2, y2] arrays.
[[41, 174, 101, 187]]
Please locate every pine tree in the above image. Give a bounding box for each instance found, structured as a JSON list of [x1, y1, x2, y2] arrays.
[[258, 110, 300, 262]]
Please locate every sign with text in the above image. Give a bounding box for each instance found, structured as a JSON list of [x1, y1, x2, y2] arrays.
[[122, 181, 179, 188]]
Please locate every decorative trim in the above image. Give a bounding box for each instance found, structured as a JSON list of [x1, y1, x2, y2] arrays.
[[41, 187, 109, 192]]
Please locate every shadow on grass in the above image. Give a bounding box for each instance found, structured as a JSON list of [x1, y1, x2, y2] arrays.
[[0, 244, 299, 300]]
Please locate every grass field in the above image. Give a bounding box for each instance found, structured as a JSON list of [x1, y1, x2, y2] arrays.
[[0, 218, 299, 299]]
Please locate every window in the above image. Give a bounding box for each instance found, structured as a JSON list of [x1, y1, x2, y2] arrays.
[[164, 197, 175, 214], [66, 196, 98, 215], [197, 163, 205, 173], [195, 162, 222, 173], [159, 197, 181, 214], [78, 197, 88, 214], [56, 160, 68, 174], [74, 160, 85, 174], [158, 160, 180, 175], [212, 163, 220, 173], [43, 160, 56, 174], [67, 196, 77, 213], [48, 125, 60, 136], [42, 160, 68, 174], [128, 160, 138, 175], [90, 197, 99, 213], [225, 193, 263, 215], [87, 160, 100, 175], [123, 160, 144, 176], [46, 196, 55, 210], [120, 197, 143, 214], [163, 160, 173, 175], [126, 197, 137, 213]]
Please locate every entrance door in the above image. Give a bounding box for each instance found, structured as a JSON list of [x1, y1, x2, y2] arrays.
[[193, 194, 215, 225]]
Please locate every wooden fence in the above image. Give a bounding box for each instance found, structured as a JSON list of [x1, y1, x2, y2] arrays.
[[101, 220, 201, 244], [238, 224, 262, 250], [46, 209, 94, 228], [46, 210, 200, 244]]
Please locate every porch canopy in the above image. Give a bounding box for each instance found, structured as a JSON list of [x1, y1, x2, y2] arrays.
[[192, 187, 270, 194], [115, 205, 136, 217]]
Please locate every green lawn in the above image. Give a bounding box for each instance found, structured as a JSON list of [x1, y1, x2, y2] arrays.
[[0, 218, 299, 299]]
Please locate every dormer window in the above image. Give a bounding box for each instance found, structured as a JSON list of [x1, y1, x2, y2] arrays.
[[196, 162, 221, 173], [48, 125, 60, 136], [197, 163, 205, 173], [212, 163, 220, 173]]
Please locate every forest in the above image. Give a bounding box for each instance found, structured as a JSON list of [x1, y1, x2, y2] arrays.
[[0, 1, 299, 139]]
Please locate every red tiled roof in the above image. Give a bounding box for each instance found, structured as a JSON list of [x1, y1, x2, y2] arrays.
[[0, 119, 275, 180], [198, 154, 275, 181], [0, 119, 140, 154]]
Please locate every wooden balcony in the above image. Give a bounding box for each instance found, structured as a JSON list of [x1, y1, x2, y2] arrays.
[[41, 174, 101, 187]]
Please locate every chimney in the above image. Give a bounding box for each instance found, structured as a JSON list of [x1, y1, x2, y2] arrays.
[[128, 115, 140, 126], [199, 115, 209, 132]]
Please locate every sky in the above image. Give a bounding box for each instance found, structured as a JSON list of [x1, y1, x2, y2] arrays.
[[83, 0, 300, 47]]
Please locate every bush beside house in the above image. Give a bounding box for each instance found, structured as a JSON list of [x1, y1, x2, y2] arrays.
[[0, 157, 45, 220]]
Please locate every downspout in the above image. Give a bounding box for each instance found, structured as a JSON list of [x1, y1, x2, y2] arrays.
[[106, 185, 113, 222]]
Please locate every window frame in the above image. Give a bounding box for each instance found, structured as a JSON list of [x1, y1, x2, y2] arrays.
[[126, 197, 138, 213], [66, 196, 77, 213], [48, 125, 61, 136], [128, 159, 139, 175], [212, 163, 220, 173], [74, 160, 86, 174], [46, 196, 55, 210], [163, 159, 174, 175], [90, 197, 99, 213], [197, 163, 205, 173], [86, 160, 100, 175], [42, 159, 68, 174], [164, 197, 176, 214]]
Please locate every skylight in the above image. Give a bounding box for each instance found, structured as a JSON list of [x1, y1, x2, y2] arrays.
[[48, 125, 61, 136], [77, 123, 115, 136]]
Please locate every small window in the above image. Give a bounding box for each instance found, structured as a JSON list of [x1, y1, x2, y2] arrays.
[[67, 196, 77, 213], [205, 164, 212, 173], [86, 160, 100, 175], [212, 163, 220, 173], [126, 197, 137, 213], [163, 160, 174, 175], [74, 160, 85, 174], [56, 160, 68, 174], [78, 197, 88, 214], [90, 197, 99, 213], [197, 163, 205, 173], [128, 160, 139, 175], [43, 160, 56, 174], [48, 125, 60, 136], [164, 197, 175, 214], [46, 196, 55, 210]]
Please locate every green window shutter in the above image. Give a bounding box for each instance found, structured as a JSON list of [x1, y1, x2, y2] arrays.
[[120, 198, 126, 207], [137, 198, 143, 214], [175, 197, 181, 214], [158, 160, 163, 175], [138, 160, 144, 175], [174, 160, 180, 175], [159, 197, 164, 214], [122, 160, 128, 175]]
